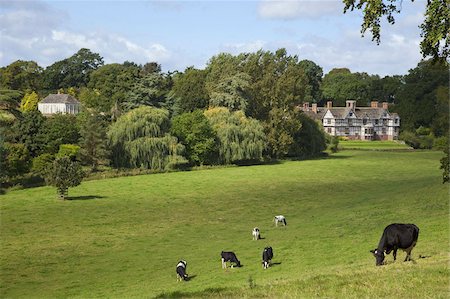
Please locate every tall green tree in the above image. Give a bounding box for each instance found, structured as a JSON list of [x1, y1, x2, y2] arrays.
[[209, 72, 251, 112], [171, 110, 217, 166], [392, 59, 449, 135], [343, 0, 449, 60], [321, 68, 374, 106], [87, 63, 140, 115], [0, 60, 43, 91], [78, 111, 109, 171], [204, 107, 266, 164], [171, 67, 209, 114], [0, 89, 23, 119], [299, 59, 323, 102], [123, 72, 173, 111], [10, 110, 46, 156], [289, 114, 327, 158], [45, 156, 84, 200], [37, 114, 80, 154], [107, 106, 186, 170], [43, 48, 104, 90]]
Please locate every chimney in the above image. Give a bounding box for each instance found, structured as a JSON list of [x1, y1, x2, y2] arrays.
[[346, 100, 356, 110], [371, 101, 379, 108], [312, 103, 317, 113], [303, 102, 310, 111], [327, 101, 332, 109], [382, 102, 389, 110]]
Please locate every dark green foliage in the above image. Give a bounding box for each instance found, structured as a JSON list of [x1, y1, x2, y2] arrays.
[[327, 136, 340, 153], [265, 108, 302, 159], [400, 127, 436, 149], [321, 68, 374, 106], [56, 144, 81, 161], [171, 110, 218, 165], [45, 156, 84, 199], [107, 106, 187, 170], [171, 67, 209, 114], [204, 107, 266, 164], [10, 110, 45, 156], [37, 114, 80, 154], [43, 48, 104, 90], [78, 111, 109, 171], [298, 59, 323, 102], [0, 60, 43, 91], [31, 153, 54, 177], [87, 63, 140, 115], [289, 114, 327, 158], [123, 73, 173, 111], [209, 72, 251, 112], [0, 89, 24, 119], [392, 59, 449, 135], [2, 143, 31, 178], [343, 0, 449, 60]]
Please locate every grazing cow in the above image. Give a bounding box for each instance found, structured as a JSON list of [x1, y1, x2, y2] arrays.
[[262, 246, 273, 269], [370, 223, 420, 266], [176, 260, 188, 281], [221, 251, 241, 268], [252, 227, 261, 240], [274, 215, 287, 226]]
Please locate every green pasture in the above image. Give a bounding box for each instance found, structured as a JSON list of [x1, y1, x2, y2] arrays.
[[339, 140, 412, 150], [1, 150, 448, 298]]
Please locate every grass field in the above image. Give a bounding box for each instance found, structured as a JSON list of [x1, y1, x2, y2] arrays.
[[1, 150, 448, 298], [339, 140, 412, 150]]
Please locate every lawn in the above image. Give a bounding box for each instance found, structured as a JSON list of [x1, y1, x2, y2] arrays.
[[1, 150, 448, 298], [339, 140, 412, 150]]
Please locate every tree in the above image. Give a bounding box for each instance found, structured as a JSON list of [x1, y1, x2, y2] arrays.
[[343, 0, 449, 60], [204, 107, 266, 164], [289, 114, 327, 158], [87, 63, 140, 115], [20, 91, 39, 112], [37, 114, 80, 154], [140, 62, 162, 76], [298, 59, 323, 102], [170, 67, 209, 114], [43, 48, 104, 90], [209, 72, 251, 112], [321, 68, 373, 106], [441, 147, 449, 183], [0, 60, 43, 91], [10, 110, 46, 156], [0, 89, 23, 119], [78, 111, 109, 171], [171, 110, 217, 165], [2, 143, 31, 178], [107, 106, 186, 170], [123, 72, 172, 111], [45, 156, 84, 200], [392, 59, 449, 134]]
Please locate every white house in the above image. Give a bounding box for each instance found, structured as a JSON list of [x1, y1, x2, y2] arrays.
[[302, 100, 400, 141], [38, 93, 81, 116]]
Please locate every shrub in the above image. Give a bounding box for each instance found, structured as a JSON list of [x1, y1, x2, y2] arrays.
[[32, 153, 55, 177], [45, 156, 84, 199], [56, 144, 80, 161]]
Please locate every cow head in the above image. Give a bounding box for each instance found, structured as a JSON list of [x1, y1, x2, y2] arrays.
[[370, 249, 385, 266]]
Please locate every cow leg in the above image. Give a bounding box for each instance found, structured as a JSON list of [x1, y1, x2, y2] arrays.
[[393, 248, 397, 261], [221, 258, 226, 269]]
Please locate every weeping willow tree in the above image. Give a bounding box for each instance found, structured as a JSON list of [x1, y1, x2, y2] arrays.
[[108, 106, 187, 170], [204, 107, 266, 164]]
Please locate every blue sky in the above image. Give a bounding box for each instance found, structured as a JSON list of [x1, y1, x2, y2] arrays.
[[1, 0, 427, 76]]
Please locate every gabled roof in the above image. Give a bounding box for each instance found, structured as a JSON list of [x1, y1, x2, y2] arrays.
[[40, 94, 80, 104]]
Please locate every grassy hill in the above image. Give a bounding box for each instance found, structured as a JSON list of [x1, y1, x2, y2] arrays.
[[1, 150, 448, 298]]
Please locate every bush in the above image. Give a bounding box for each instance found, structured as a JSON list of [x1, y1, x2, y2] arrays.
[[32, 154, 55, 177], [56, 144, 80, 161], [433, 136, 448, 151], [45, 157, 84, 199], [3, 143, 31, 178]]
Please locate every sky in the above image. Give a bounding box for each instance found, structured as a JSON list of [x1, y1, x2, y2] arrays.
[[0, 0, 428, 76]]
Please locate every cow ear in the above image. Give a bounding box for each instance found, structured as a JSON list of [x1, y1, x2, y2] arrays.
[[370, 249, 375, 254]]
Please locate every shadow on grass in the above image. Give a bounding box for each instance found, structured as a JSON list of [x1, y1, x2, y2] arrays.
[[67, 195, 106, 200], [271, 262, 282, 266], [154, 287, 228, 299]]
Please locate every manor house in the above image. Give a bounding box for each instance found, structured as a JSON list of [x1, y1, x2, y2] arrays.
[[302, 100, 400, 140]]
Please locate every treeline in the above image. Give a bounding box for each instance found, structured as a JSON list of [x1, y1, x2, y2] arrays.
[[0, 48, 448, 188]]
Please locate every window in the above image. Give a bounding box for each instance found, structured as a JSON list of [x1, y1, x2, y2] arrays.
[[326, 119, 331, 125], [395, 119, 398, 124], [327, 128, 332, 133], [348, 119, 353, 126], [363, 118, 367, 125], [375, 119, 379, 125], [344, 128, 349, 134], [382, 128, 386, 134]]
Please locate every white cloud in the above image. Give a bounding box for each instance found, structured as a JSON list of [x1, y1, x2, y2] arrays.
[[258, 0, 344, 19], [221, 40, 267, 53]]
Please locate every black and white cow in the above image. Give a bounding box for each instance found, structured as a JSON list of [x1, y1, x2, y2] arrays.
[[176, 260, 188, 281], [370, 223, 420, 266], [252, 227, 261, 240], [262, 246, 273, 269], [221, 251, 241, 268], [274, 215, 287, 226]]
